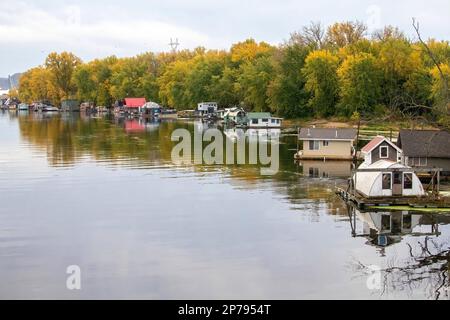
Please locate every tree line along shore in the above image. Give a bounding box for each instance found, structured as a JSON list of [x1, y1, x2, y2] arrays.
[[13, 21, 450, 127]]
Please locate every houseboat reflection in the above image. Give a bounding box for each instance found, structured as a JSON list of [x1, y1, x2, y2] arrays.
[[347, 206, 448, 251], [297, 160, 354, 178], [223, 128, 281, 142]]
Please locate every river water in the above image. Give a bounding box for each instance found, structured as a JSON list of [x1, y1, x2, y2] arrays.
[[0, 111, 449, 299]]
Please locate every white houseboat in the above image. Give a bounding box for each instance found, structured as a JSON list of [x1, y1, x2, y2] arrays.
[[246, 112, 282, 128], [197, 102, 218, 117], [353, 136, 425, 198]]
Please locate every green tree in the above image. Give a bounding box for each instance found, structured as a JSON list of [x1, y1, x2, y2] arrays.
[[209, 66, 240, 107], [302, 50, 340, 116], [185, 51, 228, 107], [267, 43, 310, 118], [158, 59, 193, 109], [337, 52, 382, 116], [430, 63, 450, 118], [236, 55, 275, 112]]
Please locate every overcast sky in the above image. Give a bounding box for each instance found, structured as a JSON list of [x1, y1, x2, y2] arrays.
[[0, 0, 449, 76]]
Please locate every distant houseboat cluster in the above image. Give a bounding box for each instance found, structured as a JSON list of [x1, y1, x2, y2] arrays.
[[2, 95, 284, 129], [184, 102, 283, 128]]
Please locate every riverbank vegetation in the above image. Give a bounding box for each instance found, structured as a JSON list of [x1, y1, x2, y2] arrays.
[[17, 21, 450, 125]]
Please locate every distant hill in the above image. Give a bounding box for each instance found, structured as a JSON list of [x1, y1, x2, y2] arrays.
[[0, 73, 22, 90]]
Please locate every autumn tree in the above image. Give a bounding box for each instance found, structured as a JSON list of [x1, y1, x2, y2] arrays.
[[290, 22, 325, 50], [302, 50, 340, 117], [185, 51, 228, 107], [230, 39, 274, 64], [158, 59, 193, 109], [337, 52, 382, 115], [325, 21, 367, 48], [17, 21, 450, 123], [236, 55, 275, 112], [431, 63, 450, 115], [18, 67, 58, 104], [209, 66, 240, 107], [45, 52, 82, 101], [372, 25, 406, 42], [267, 43, 310, 117]]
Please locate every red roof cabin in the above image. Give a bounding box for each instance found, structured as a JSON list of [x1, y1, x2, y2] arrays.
[[124, 98, 146, 112]]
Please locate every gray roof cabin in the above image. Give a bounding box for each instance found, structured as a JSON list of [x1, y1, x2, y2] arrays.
[[397, 129, 450, 173], [297, 128, 358, 160]]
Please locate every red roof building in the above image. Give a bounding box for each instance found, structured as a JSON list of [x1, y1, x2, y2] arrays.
[[124, 98, 146, 108], [361, 136, 385, 153]]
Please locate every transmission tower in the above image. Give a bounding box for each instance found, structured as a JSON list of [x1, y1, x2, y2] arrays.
[[169, 38, 180, 52]]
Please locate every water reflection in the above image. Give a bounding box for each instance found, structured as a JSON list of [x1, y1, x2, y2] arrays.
[[348, 206, 450, 299], [1, 111, 450, 299], [297, 160, 354, 178]]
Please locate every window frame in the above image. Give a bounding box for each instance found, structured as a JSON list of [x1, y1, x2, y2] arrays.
[[379, 146, 389, 159], [323, 140, 329, 147], [382, 173, 392, 190], [309, 140, 320, 150], [403, 173, 413, 189]]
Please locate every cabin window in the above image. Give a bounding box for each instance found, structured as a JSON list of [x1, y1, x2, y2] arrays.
[[403, 214, 412, 229], [271, 119, 276, 124], [251, 119, 258, 124], [381, 215, 391, 232], [409, 157, 427, 167], [382, 173, 391, 190], [419, 157, 427, 166], [323, 140, 329, 147], [309, 140, 320, 150], [404, 173, 413, 189], [262, 118, 268, 123], [380, 146, 389, 158]]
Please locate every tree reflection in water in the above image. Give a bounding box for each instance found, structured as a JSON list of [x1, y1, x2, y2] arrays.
[[348, 205, 450, 299]]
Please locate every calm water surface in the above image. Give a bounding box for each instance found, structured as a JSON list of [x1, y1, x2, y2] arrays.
[[1, 111, 449, 299]]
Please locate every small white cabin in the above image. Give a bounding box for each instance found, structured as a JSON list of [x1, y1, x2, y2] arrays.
[[354, 160, 425, 198], [353, 136, 425, 198]]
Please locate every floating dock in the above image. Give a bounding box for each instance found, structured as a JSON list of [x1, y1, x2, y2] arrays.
[[336, 187, 450, 211]]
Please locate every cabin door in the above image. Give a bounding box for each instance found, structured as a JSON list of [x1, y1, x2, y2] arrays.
[[392, 172, 403, 196]]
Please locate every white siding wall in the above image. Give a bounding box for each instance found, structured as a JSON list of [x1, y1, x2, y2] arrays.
[[355, 171, 425, 197]]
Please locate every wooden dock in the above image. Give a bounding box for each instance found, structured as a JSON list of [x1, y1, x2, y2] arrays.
[[336, 187, 450, 210]]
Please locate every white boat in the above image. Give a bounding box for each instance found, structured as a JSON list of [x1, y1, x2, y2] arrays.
[[43, 105, 59, 112]]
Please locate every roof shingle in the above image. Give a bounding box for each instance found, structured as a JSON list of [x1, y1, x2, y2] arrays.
[[124, 98, 146, 108], [298, 128, 357, 140], [397, 129, 450, 158]]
